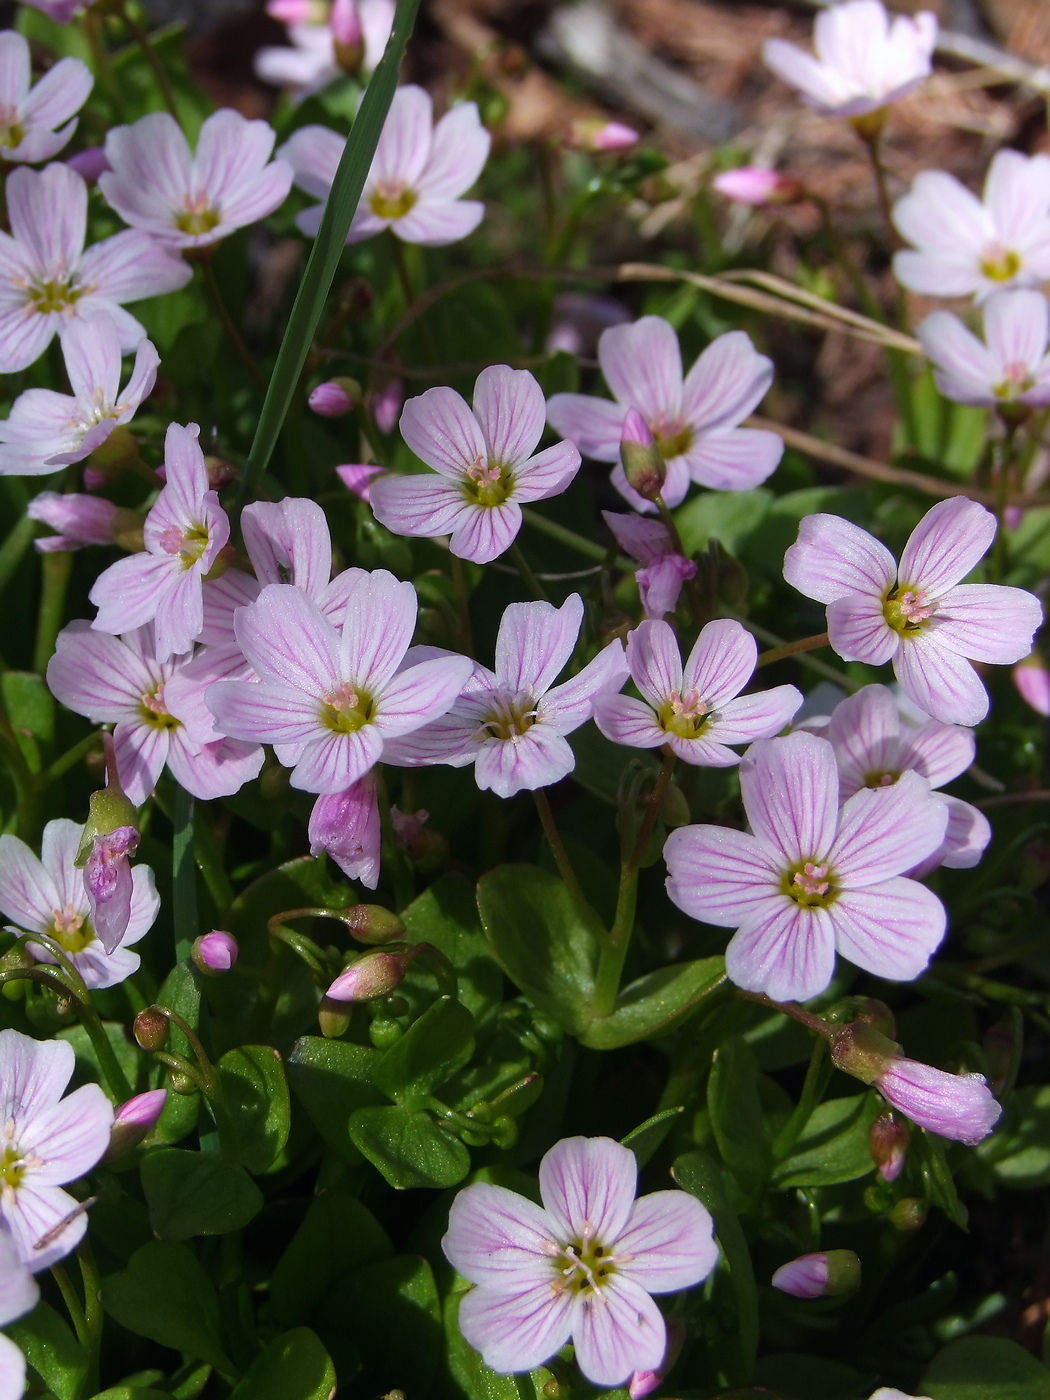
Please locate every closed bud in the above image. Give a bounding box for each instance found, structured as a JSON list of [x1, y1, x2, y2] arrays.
[[712, 166, 804, 206], [839, 997, 896, 1039], [829, 1022, 899, 1085], [629, 1320, 685, 1399], [326, 947, 417, 1003], [75, 788, 138, 869], [369, 1017, 403, 1049], [332, 0, 365, 73], [660, 781, 690, 828], [28, 491, 119, 553], [66, 146, 111, 184], [318, 996, 353, 1039], [169, 1068, 198, 1096], [1013, 649, 1050, 718], [890, 1197, 927, 1232], [203, 456, 239, 492], [619, 408, 665, 502], [192, 931, 239, 976], [566, 117, 640, 153], [309, 377, 362, 418], [133, 1006, 170, 1052], [372, 379, 403, 435], [869, 1110, 910, 1182], [771, 1249, 861, 1299], [104, 1089, 167, 1161], [344, 903, 406, 945]]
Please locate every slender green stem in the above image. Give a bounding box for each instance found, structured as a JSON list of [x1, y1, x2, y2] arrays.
[[44, 729, 103, 785], [78, 1242, 103, 1399], [720, 607, 860, 691], [0, 514, 34, 597], [122, 2, 180, 121], [509, 541, 549, 601], [79, 999, 135, 1101], [34, 549, 72, 674], [813, 195, 883, 321], [172, 786, 198, 963], [82, 10, 126, 123], [269, 923, 332, 979], [772, 1036, 829, 1159], [51, 1263, 89, 1349], [521, 506, 618, 563], [757, 631, 830, 668], [736, 988, 832, 1037], [450, 553, 474, 655], [533, 788, 589, 912], [861, 131, 897, 249], [200, 260, 267, 390]]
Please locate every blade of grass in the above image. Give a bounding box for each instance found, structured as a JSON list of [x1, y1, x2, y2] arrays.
[[235, 0, 422, 510]]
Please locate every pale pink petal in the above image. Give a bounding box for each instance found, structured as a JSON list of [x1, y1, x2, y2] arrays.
[[983, 288, 1048, 371], [918, 310, 997, 404], [337, 568, 417, 690], [372, 655, 472, 737], [234, 584, 340, 694], [392, 198, 485, 246], [22, 56, 93, 132], [46, 622, 150, 721], [416, 101, 490, 201], [545, 393, 625, 462], [0, 1032, 74, 1121], [599, 317, 683, 420], [830, 879, 946, 982], [573, 1276, 666, 1388], [893, 634, 990, 726], [541, 639, 628, 732], [0, 305, 57, 374], [510, 442, 581, 502], [473, 725, 575, 797], [739, 731, 840, 865], [7, 163, 85, 271], [102, 112, 192, 226], [829, 770, 948, 885], [59, 311, 122, 405], [763, 38, 845, 110], [827, 684, 900, 796], [399, 384, 485, 477], [0, 1332, 26, 1397], [198, 567, 261, 646], [602, 512, 671, 565], [683, 619, 756, 708], [681, 427, 783, 492], [2, 1182, 87, 1272], [151, 568, 204, 662], [616, 1191, 718, 1294], [0, 836, 58, 934], [0, 1227, 37, 1324], [449, 501, 521, 564], [457, 1282, 575, 1374], [593, 693, 664, 749], [892, 171, 991, 258], [985, 149, 1050, 246], [0, 32, 30, 110], [280, 124, 344, 201], [539, 1136, 637, 1243], [471, 365, 545, 468], [827, 592, 900, 665], [112, 719, 169, 807], [893, 249, 983, 299], [165, 733, 263, 800], [783, 514, 896, 604], [369, 473, 472, 539], [371, 85, 433, 189], [241, 497, 332, 596], [897, 718, 975, 787], [724, 901, 837, 1002], [495, 594, 583, 694], [206, 680, 323, 745], [40, 820, 85, 915], [19, 1082, 112, 1185], [899, 498, 996, 598], [663, 825, 781, 926], [77, 229, 192, 305], [933, 583, 1042, 664], [681, 331, 774, 432], [443, 1181, 557, 1288], [626, 620, 682, 707], [706, 686, 803, 745], [937, 794, 991, 870], [291, 725, 384, 794], [88, 552, 178, 638]]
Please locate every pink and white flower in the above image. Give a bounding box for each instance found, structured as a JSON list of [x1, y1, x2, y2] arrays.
[[46, 622, 264, 806], [1014, 649, 1050, 716], [100, 110, 293, 251], [0, 162, 190, 374], [309, 772, 382, 888], [783, 499, 1043, 726], [385, 594, 627, 799], [0, 1225, 37, 1400], [443, 1135, 717, 1386], [256, 0, 395, 96], [875, 1057, 1002, 1145], [826, 684, 990, 874], [763, 0, 936, 118], [712, 167, 803, 206], [893, 150, 1050, 301], [280, 85, 490, 246], [663, 730, 949, 1002], [206, 571, 472, 794], [918, 289, 1050, 408], [0, 315, 158, 475], [547, 317, 782, 511], [370, 365, 581, 565], [0, 819, 158, 990], [27, 492, 120, 553], [0, 30, 92, 164], [0, 1028, 113, 1270], [603, 512, 697, 621], [594, 619, 802, 765], [89, 423, 230, 662]]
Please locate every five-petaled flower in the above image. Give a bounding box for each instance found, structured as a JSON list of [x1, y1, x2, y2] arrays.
[[442, 1135, 718, 1386], [0, 30, 93, 165], [918, 289, 1050, 409]]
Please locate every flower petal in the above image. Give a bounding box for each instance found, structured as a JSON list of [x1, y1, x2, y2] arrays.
[[510, 442, 581, 503], [290, 725, 384, 794], [830, 878, 946, 982], [739, 731, 840, 865], [449, 501, 522, 565], [684, 619, 756, 708], [400, 384, 485, 477], [338, 568, 417, 692], [827, 592, 899, 665], [372, 655, 472, 738], [933, 583, 1043, 664], [897, 718, 974, 788], [784, 513, 896, 605], [681, 427, 784, 492], [538, 1136, 638, 1243], [473, 725, 576, 797], [541, 639, 629, 732], [827, 684, 901, 795], [899, 498, 996, 598], [456, 1283, 575, 1375], [893, 634, 990, 726], [593, 694, 664, 749], [663, 824, 781, 927], [706, 685, 803, 746], [19, 1082, 112, 1186], [545, 393, 624, 462], [443, 1181, 556, 1288], [235, 584, 340, 695], [0, 836, 58, 935], [829, 770, 948, 885], [626, 620, 682, 708], [725, 902, 837, 1002], [472, 364, 545, 468], [369, 473, 472, 539], [616, 1190, 718, 1294], [495, 594, 583, 695], [572, 1275, 666, 1389]]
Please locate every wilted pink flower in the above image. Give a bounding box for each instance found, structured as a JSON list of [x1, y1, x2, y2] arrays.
[[565, 117, 640, 153], [546, 292, 632, 358], [603, 512, 697, 621], [827, 684, 990, 874], [918, 289, 1050, 408], [771, 1250, 860, 1299], [1014, 649, 1050, 716], [28, 491, 119, 553], [370, 365, 581, 564], [0, 30, 92, 164], [0, 818, 158, 990], [0, 162, 190, 374], [712, 167, 803, 206], [664, 731, 949, 1002], [100, 110, 293, 250], [83, 824, 138, 955], [387, 594, 627, 798], [309, 772, 381, 888], [66, 146, 110, 183], [192, 930, 239, 974], [893, 150, 1050, 300], [876, 1057, 1001, 1144], [0, 316, 158, 476], [309, 380, 354, 416], [372, 379, 402, 433], [281, 86, 490, 246], [783, 499, 1043, 726], [337, 463, 383, 503], [594, 619, 802, 765], [89, 423, 230, 661], [47, 622, 264, 805], [547, 317, 782, 511], [256, 0, 394, 95], [0, 1225, 37, 1400], [443, 1136, 718, 1386], [206, 571, 472, 794], [0, 1028, 114, 1269], [105, 1089, 167, 1160], [763, 0, 935, 117]]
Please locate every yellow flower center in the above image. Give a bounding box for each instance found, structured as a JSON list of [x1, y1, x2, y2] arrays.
[[28, 275, 81, 315], [463, 456, 512, 509], [865, 770, 898, 789], [994, 360, 1035, 400], [478, 692, 537, 742], [652, 416, 693, 460], [0, 120, 25, 151], [554, 1231, 618, 1296], [48, 905, 96, 954], [320, 681, 374, 734], [369, 181, 417, 220], [883, 583, 933, 636], [658, 687, 711, 740], [0, 1141, 25, 1192], [980, 246, 1021, 283], [783, 859, 837, 908], [139, 684, 181, 731], [175, 194, 221, 236]]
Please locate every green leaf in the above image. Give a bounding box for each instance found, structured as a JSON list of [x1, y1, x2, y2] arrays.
[[2, 670, 54, 772], [59, 1022, 140, 1101], [228, 1328, 336, 1400], [89, 1390, 171, 1400], [581, 957, 726, 1049], [476, 865, 598, 1037], [8, 1303, 87, 1400], [752, 1351, 868, 1400], [237, 0, 423, 504], [141, 1149, 263, 1239], [924, 1336, 1050, 1399], [675, 488, 773, 557], [287, 1035, 382, 1161], [101, 1241, 233, 1374], [708, 1035, 770, 1198], [341, 1256, 441, 1397], [217, 1044, 291, 1173], [920, 1131, 968, 1230], [373, 996, 475, 1104], [977, 1085, 1050, 1188], [772, 1093, 879, 1188], [348, 1104, 471, 1188], [271, 1190, 393, 1327], [401, 873, 502, 1022], [621, 1106, 684, 1167]]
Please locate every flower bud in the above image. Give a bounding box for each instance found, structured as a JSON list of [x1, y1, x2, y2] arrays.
[[628, 1319, 684, 1398], [875, 1057, 1002, 1145], [318, 996, 353, 1039], [134, 1006, 170, 1052], [619, 408, 665, 502], [772, 1250, 861, 1299], [834, 997, 895, 1039], [28, 491, 119, 553], [372, 379, 403, 434], [104, 1089, 167, 1161], [336, 463, 384, 503], [869, 1110, 910, 1182], [331, 0, 365, 71], [712, 166, 803, 206], [309, 377, 362, 418], [566, 117, 640, 153], [344, 903, 406, 945], [637, 553, 696, 621], [829, 1022, 899, 1085], [889, 1197, 927, 1232], [266, 0, 327, 19], [203, 455, 239, 492], [192, 931, 239, 976], [169, 1068, 198, 1096], [66, 146, 111, 184], [1013, 650, 1050, 717], [660, 781, 690, 828], [326, 947, 417, 1003]]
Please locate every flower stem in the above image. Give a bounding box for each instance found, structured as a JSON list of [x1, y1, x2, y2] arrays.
[[51, 1263, 89, 1349], [736, 988, 833, 1037], [859, 129, 896, 249], [172, 785, 198, 963], [757, 631, 830, 668], [44, 729, 103, 786], [122, 2, 180, 122], [533, 787, 589, 914], [450, 553, 474, 655], [200, 260, 267, 391], [772, 1035, 830, 1159], [521, 507, 613, 563], [509, 541, 549, 601], [78, 1241, 103, 1399], [33, 548, 72, 675]]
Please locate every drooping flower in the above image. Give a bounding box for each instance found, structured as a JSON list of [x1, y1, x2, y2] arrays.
[[370, 365, 581, 565], [712, 167, 803, 206], [594, 619, 802, 765], [1014, 649, 1050, 716], [0, 1028, 114, 1270], [603, 512, 697, 621], [0, 30, 92, 164], [100, 110, 293, 251], [918, 289, 1050, 409], [826, 684, 990, 874], [0, 1224, 37, 1400], [386, 595, 627, 799], [46, 622, 264, 806], [0, 819, 158, 990], [0, 162, 190, 374], [89, 423, 230, 662], [762, 0, 936, 118], [337, 463, 383, 503], [893, 149, 1050, 301], [27, 492, 120, 553], [256, 0, 395, 95], [663, 730, 949, 1002], [104, 1089, 167, 1161], [771, 1250, 861, 1299], [442, 1135, 718, 1387], [281, 85, 490, 246], [547, 317, 782, 511], [784, 500, 1043, 726], [0, 315, 158, 476], [876, 1057, 1002, 1144], [206, 571, 472, 794], [309, 772, 382, 888]]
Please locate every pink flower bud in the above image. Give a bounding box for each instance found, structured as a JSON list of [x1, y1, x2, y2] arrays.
[[875, 1057, 1002, 1145], [869, 1110, 910, 1182], [66, 146, 111, 184], [628, 1319, 684, 1398], [619, 407, 666, 502], [326, 947, 416, 1003], [28, 491, 118, 552], [82, 466, 108, 491], [104, 1089, 167, 1160], [712, 167, 803, 206], [1014, 651, 1050, 717], [567, 117, 640, 153], [192, 931, 239, 975], [343, 904, 406, 944], [637, 553, 696, 621], [772, 1249, 860, 1299], [309, 378, 360, 418], [336, 464, 384, 503], [331, 0, 364, 66], [372, 379, 403, 434], [266, 0, 328, 21], [309, 775, 381, 889], [829, 1021, 899, 1084]]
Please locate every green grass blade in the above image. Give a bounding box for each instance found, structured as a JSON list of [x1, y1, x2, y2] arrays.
[[237, 0, 423, 508]]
